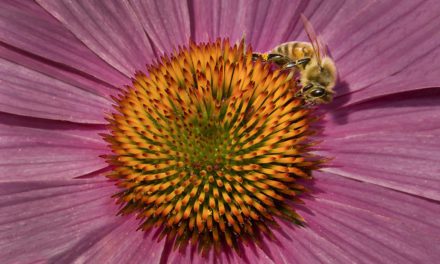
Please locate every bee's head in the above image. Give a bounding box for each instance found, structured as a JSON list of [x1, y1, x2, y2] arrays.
[[303, 60, 336, 88], [300, 57, 337, 104], [300, 82, 334, 104]]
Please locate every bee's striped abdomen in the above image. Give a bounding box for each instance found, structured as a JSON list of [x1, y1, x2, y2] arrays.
[[271, 42, 313, 62]]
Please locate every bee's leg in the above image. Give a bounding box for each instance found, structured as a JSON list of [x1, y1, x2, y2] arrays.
[[295, 83, 313, 97], [252, 53, 262, 62], [252, 52, 276, 63], [267, 53, 284, 60], [282, 58, 311, 70], [267, 53, 289, 66], [302, 83, 313, 91]]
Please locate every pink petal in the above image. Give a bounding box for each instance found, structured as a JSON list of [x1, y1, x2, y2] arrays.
[[0, 179, 120, 263], [0, 0, 128, 88], [0, 42, 119, 100], [322, 133, 440, 200], [301, 0, 371, 39], [130, 0, 191, 55], [54, 216, 165, 263], [190, 0, 250, 43], [321, 89, 440, 200], [0, 58, 111, 123], [271, 172, 440, 263], [37, 0, 155, 77], [0, 113, 108, 181], [326, 0, 440, 104], [187, 0, 370, 53], [255, 0, 361, 51], [244, 0, 303, 51], [189, 0, 303, 49]]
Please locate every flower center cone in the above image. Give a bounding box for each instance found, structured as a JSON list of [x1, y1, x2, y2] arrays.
[[102, 39, 323, 255]]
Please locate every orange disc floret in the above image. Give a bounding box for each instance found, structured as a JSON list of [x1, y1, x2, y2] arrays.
[[102, 39, 323, 255]]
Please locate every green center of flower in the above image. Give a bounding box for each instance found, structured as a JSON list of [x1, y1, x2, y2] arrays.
[[103, 39, 322, 254]]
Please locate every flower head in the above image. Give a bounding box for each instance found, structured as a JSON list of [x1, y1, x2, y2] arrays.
[[1, 1, 440, 263], [104, 39, 322, 253]]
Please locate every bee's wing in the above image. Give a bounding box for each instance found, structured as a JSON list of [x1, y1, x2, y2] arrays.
[[317, 36, 328, 59], [300, 14, 326, 66]]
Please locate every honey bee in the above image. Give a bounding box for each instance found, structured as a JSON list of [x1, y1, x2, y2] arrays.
[[253, 14, 337, 105]]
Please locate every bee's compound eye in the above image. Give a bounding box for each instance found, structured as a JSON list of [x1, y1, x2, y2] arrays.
[[310, 88, 326, 98]]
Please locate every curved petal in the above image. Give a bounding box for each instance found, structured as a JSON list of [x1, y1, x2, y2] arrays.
[[189, 0, 303, 50], [130, 0, 191, 56], [321, 89, 440, 200], [0, 179, 120, 263], [268, 0, 362, 48], [0, 112, 108, 181], [188, 0, 366, 52], [0, 0, 128, 88], [243, 0, 303, 51], [0, 44, 119, 100], [0, 58, 111, 123], [52, 216, 165, 264], [37, 0, 155, 77], [271, 173, 440, 263], [326, 0, 440, 104], [189, 0, 251, 43]]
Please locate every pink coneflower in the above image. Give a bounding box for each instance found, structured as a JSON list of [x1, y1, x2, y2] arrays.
[[1, 0, 440, 263]]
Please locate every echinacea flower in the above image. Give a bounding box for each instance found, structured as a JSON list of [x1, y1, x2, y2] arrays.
[[1, 0, 440, 263]]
